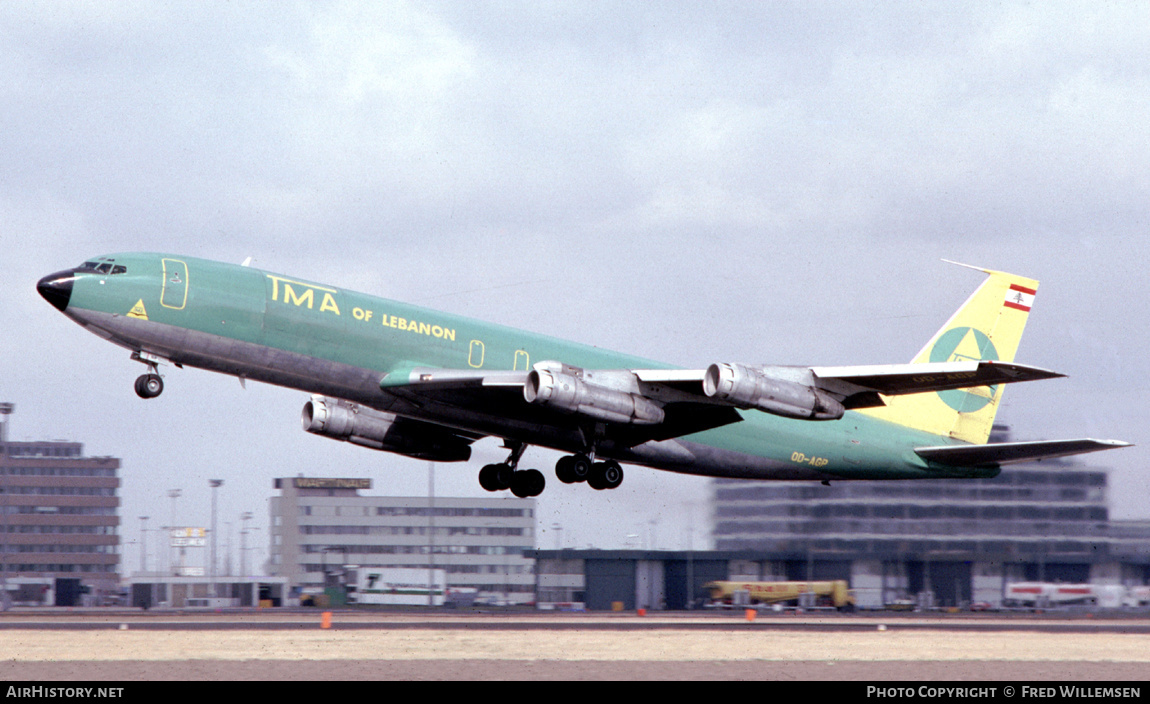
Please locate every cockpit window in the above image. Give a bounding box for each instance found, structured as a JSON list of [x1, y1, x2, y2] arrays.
[[78, 260, 127, 275]]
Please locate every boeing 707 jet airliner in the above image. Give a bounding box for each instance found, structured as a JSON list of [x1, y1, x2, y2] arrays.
[[37, 255, 1129, 498]]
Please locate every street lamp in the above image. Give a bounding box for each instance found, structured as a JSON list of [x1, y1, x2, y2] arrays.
[[209, 480, 223, 600], [167, 489, 181, 576], [139, 516, 149, 574], [427, 462, 436, 607], [239, 512, 253, 578]]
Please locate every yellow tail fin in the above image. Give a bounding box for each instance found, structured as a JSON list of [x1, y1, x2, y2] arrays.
[[861, 262, 1039, 444]]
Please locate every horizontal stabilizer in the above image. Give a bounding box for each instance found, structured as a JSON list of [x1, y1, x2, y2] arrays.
[[916, 439, 1133, 467]]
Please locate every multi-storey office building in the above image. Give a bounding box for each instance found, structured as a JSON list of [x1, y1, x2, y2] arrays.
[[0, 407, 120, 598], [712, 426, 1149, 608], [269, 477, 537, 603]]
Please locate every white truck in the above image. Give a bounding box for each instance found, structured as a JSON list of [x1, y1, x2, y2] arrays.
[[351, 568, 447, 606], [1004, 582, 1131, 609]]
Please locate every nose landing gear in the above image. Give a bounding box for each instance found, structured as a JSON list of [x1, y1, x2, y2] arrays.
[[134, 373, 164, 399], [130, 351, 175, 399]]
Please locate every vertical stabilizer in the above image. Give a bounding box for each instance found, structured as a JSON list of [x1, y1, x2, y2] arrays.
[[860, 262, 1039, 444]]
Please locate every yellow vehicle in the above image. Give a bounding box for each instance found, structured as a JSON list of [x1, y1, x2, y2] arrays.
[[704, 580, 856, 611]]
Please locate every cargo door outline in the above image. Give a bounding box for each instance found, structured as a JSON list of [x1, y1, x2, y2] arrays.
[[161, 259, 189, 310]]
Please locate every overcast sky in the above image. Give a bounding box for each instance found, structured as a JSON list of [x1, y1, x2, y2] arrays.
[[1, 1, 1146, 573]]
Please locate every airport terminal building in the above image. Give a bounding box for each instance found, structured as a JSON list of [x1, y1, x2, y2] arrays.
[[269, 476, 537, 604], [0, 405, 120, 604], [534, 426, 1149, 612], [709, 426, 1150, 608]]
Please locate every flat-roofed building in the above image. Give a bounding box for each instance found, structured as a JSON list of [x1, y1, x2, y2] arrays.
[[711, 425, 1149, 608], [269, 476, 536, 604], [0, 406, 120, 601]]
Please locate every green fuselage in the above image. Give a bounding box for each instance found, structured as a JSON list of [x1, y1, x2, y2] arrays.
[[41, 253, 989, 482]]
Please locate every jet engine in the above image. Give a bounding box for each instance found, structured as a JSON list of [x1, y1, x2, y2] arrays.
[[524, 365, 665, 425], [302, 396, 472, 461], [703, 363, 845, 420]]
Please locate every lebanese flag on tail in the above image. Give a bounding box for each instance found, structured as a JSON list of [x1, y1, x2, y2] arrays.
[[1004, 283, 1036, 312]]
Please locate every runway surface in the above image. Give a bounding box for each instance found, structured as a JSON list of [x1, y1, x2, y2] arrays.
[[1, 609, 1148, 681]]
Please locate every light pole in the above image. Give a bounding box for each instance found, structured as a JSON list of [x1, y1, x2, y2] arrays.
[[1, 485, 8, 610], [167, 489, 181, 576], [0, 402, 13, 442], [209, 480, 223, 600], [0, 405, 11, 609], [684, 501, 697, 610], [428, 462, 436, 607], [239, 512, 253, 578], [139, 516, 149, 574], [223, 521, 232, 577]]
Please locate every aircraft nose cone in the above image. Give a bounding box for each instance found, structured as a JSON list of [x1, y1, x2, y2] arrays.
[[37, 270, 76, 312]]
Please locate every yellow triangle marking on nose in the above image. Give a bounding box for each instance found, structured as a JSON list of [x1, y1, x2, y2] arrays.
[[127, 299, 149, 320]]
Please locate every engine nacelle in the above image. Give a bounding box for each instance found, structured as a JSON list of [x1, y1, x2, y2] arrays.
[[524, 365, 665, 425], [703, 363, 845, 420], [302, 396, 471, 462]]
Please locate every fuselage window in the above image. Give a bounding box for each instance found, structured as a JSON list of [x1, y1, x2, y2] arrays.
[[78, 261, 127, 275]]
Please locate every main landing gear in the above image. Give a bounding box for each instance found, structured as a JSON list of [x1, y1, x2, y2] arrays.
[[556, 454, 624, 491], [479, 442, 545, 498], [478, 443, 625, 498]]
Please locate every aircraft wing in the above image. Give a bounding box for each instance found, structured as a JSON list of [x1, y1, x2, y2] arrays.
[[378, 365, 743, 446], [635, 360, 1063, 410], [375, 359, 1063, 447], [384, 361, 1059, 397], [916, 439, 1134, 467]]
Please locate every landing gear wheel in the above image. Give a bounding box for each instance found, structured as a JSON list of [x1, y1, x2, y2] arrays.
[[557, 454, 592, 483], [478, 463, 513, 492], [556, 455, 588, 484], [134, 373, 164, 399], [556, 456, 573, 483], [510, 469, 545, 498], [587, 460, 624, 490]]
